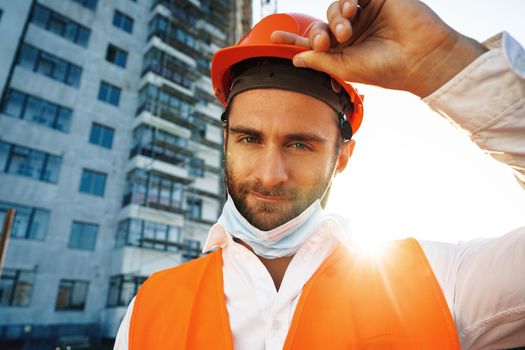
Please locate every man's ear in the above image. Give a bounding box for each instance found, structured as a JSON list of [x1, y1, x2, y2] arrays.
[[223, 127, 228, 154], [335, 140, 355, 174]]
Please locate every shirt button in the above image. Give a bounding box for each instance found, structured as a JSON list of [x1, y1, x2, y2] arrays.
[[272, 319, 282, 331]]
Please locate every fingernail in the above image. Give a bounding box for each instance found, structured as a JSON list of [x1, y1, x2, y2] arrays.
[[343, 1, 351, 14], [336, 23, 344, 35], [313, 34, 322, 47], [293, 57, 306, 68]]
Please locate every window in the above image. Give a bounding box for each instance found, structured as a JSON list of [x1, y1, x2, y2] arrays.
[[107, 274, 146, 307], [89, 123, 114, 149], [130, 124, 188, 167], [116, 218, 181, 251], [174, 28, 195, 48], [0, 141, 62, 183], [68, 221, 98, 250], [186, 197, 202, 220], [188, 157, 205, 177], [17, 44, 82, 87], [0, 269, 35, 306], [0, 201, 50, 240], [105, 44, 128, 68], [31, 4, 91, 47], [80, 169, 107, 197], [148, 15, 197, 50], [123, 169, 184, 211], [113, 10, 133, 33], [154, 1, 196, 26], [192, 119, 206, 139], [55, 280, 89, 310], [138, 84, 192, 122], [98, 81, 121, 106], [70, 0, 98, 10], [1, 89, 72, 132], [196, 57, 211, 73], [143, 48, 193, 88], [182, 239, 201, 260]]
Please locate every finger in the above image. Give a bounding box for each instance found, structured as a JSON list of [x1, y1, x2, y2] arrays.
[[292, 50, 347, 80], [327, 1, 353, 43], [339, 0, 359, 20], [271, 30, 309, 48], [293, 47, 364, 83], [307, 22, 334, 52]]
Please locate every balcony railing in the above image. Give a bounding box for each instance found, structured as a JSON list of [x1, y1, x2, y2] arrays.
[[148, 29, 202, 59], [138, 100, 194, 130], [130, 144, 188, 168], [142, 63, 194, 90]]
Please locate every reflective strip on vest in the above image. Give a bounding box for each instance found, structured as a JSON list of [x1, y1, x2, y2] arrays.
[[129, 238, 460, 349]]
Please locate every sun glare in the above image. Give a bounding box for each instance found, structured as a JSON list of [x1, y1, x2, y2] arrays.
[[352, 239, 389, 257]]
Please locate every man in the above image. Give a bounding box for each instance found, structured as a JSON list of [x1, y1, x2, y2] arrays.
[[115, 0, 525, 349]]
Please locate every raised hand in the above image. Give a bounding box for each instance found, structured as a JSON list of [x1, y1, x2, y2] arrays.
[[271, 0, 488, 97]]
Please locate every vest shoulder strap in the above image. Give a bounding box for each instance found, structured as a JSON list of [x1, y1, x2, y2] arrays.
[[284, 238, 460, 350], [129, 249, 233, 350]]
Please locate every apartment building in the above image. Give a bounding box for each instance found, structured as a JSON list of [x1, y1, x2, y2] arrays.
[[0, 0, 251, 347]]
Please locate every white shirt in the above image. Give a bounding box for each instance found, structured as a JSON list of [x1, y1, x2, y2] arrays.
[[114, 32, 525, 350]]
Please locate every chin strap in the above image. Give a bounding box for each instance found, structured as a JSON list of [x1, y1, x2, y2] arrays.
[[339, 102, 354, 140]]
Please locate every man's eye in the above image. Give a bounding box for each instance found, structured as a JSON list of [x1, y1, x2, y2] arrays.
[[290, 143, 310, 150], [240, 136, 258, 143]]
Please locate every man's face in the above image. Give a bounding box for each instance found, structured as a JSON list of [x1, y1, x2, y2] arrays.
[[224, 88, 353, 231]]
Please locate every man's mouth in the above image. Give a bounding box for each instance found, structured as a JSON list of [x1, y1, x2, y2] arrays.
[[250, 191, 290, 203]]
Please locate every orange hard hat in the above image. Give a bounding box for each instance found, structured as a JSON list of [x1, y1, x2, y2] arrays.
[[211, 13, 364, 135]]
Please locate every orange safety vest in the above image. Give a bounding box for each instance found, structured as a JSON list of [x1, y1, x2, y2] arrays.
[[129, 238, 460, 349]]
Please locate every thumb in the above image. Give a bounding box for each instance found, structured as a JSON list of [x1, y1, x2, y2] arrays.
[[292, 47, 365, 83]]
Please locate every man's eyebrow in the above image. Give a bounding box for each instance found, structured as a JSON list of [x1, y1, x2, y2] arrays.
[[228, 126, 328, 144], [228, 126, 262, 138], [284, 133, 328, 144]]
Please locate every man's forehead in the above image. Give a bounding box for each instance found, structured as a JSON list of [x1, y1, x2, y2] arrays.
[[228, 88, 339, 139]]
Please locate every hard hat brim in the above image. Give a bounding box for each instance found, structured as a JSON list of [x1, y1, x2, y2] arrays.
[[211, 44, 306, 106], [211, 43, 363, 134]]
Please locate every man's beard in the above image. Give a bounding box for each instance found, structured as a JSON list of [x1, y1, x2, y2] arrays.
[[224, 160, 332, 231]]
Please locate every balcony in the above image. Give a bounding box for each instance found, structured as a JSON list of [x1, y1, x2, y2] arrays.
[[138, 99, 193, 130], [142, 63, 194, 90], [122, 169, 193, 216], [191, 133, 222, 151], [186, 186, 223, 201], [149, 29, 202, 59], [152, 0, 202, 15], [185, 214, 216, 226], [130, 143, 188, 168], [121, 195, 188, 216], [142, 48, 200, 89], [153, 1, 200, 36]]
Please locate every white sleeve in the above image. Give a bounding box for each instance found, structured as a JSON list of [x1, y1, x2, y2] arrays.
[[113, 298, 135, 350], [421, 32, 525, 349], [421, 227, 525, 350], [423, 31, 525, 189]]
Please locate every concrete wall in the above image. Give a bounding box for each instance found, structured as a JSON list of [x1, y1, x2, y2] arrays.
[[0, 0, 32, 95], [0, 0, 230, 343]]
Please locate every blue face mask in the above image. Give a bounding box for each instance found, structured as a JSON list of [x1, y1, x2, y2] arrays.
[[217, 195, 326, 259]]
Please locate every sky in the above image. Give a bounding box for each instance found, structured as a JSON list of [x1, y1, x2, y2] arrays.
[[255, 0, 525, 243]]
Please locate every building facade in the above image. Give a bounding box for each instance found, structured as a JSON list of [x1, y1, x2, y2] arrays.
[[0, 0, 250, 347]]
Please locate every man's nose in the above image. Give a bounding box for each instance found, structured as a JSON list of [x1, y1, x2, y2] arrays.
[[253, 147, 289, 188]]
